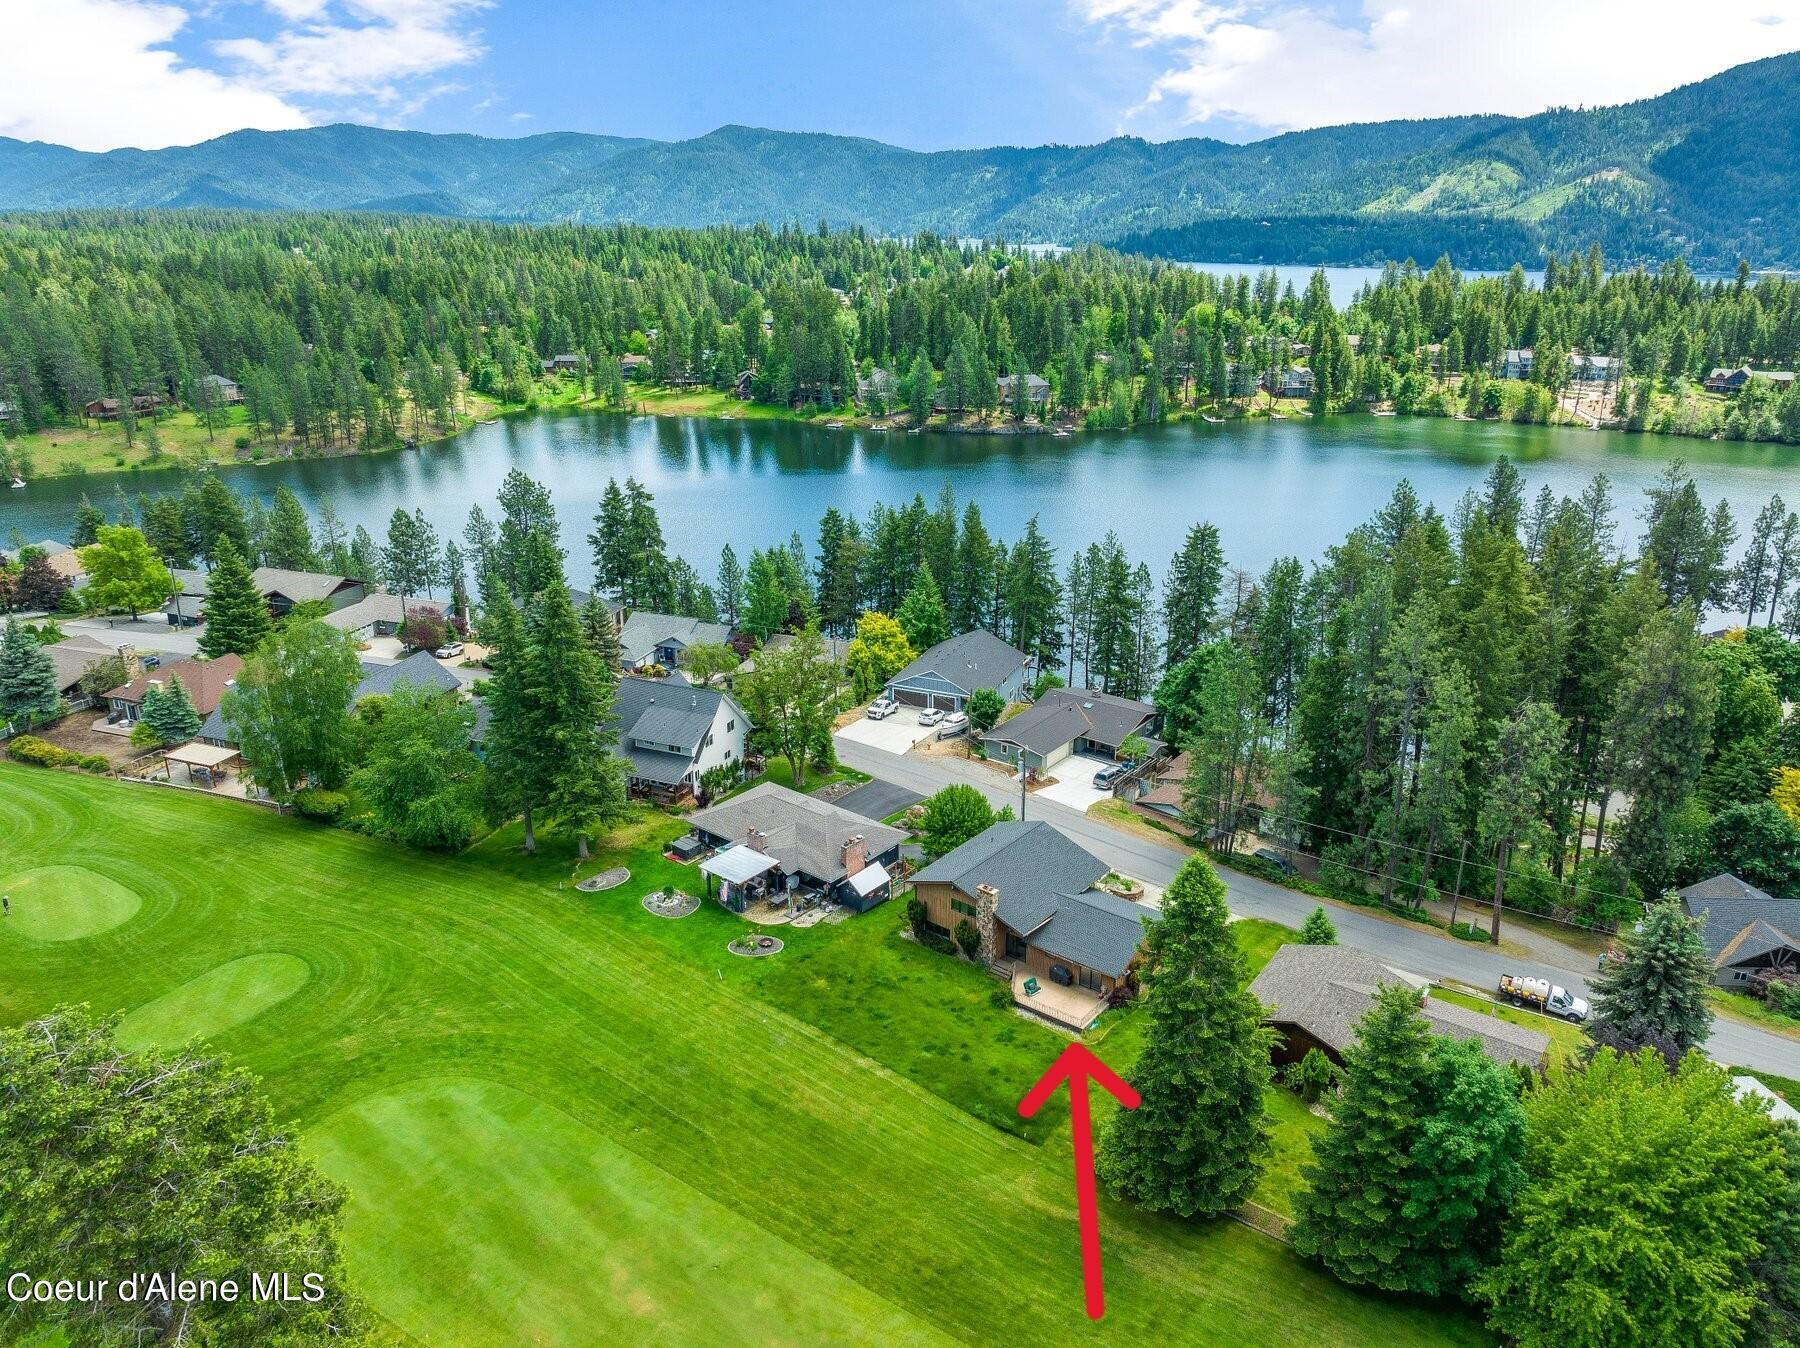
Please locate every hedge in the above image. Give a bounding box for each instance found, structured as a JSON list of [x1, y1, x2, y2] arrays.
[[5, 735, 110, 773]]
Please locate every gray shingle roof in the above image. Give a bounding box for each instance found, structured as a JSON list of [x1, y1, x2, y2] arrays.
[[354, 650, 462, 701], [888, 629, 1029, 697], [1678, 873, 1800, 966], [610, 676, 748, 755], [1249, 945, 1548, 1069], [617, 612, 734, 666], [982, 687, 1156, 757], [688, 783, 906, 885], [250, 567, 361, 603], [912, 820, 1151, 979], [623, 745, 703, 786]]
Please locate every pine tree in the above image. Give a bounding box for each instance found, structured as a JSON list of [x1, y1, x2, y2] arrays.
[[263, 486, 319, 570], [139, 674, 202, 746], [1098, 855, 1271, 1217], [1163, 521, 1226, 664], [716, 544, 744, 626], [0, 618, 60, 728], [579, 591, 621, 676], [476, 574, 544, 852], [1589, 900, 1714, 1055], [1291, 982, 1435, 1290], [72, 494, 105, 547], [524, 584, 627, 859], [895, 562, 951, 651], [198, 537, 273, 659], [1299, 906, 1337, 944]]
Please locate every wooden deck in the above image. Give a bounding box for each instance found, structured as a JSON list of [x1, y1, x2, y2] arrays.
[[1009, 965, 1106, 1032]]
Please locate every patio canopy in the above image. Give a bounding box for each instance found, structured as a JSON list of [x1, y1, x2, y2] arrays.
[[847, 860, 891, 899], [700, 844, 780, 886], [164, 741, 238, 769]]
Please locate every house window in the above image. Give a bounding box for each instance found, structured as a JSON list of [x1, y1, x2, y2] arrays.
[[923, 921, 951, 941], [727, 719, 735, 732], [951, 898, 976, 918], [1004, 933, 1027, 960], [1077, 966, 1102, 992]]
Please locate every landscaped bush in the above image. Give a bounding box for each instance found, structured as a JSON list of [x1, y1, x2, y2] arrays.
[[953, 918, 981, 960], [5, 736, 108, 773], [291, 787, 349, 821], [905, 896, 928, 938], [1281, 1047, 1339, 1104]]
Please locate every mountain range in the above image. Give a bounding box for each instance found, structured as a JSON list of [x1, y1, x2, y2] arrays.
[[3, 52, 1797, 269]]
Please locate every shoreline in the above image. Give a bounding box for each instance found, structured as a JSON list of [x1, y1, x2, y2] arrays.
[[6, 380, 1793, 489]]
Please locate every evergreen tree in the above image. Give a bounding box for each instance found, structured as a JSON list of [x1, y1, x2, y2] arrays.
[[1291, 982, 1435, 1289], [1099, 855, 1271, 1217], [138, 673, 202, 746], [524, 584, 627, 859], [1164, 521, 1226, 663], [0, 618, 60, 728], [197, 537, 273, 658], [71, 494, 105, 547], [579, 591, 622, 674], [263, 486, 318, 570], [895, 562, 950, 652], [1299, 906, 1337, 944], [1589, 900, 1715, 1055], [716, 543, 744, 626]]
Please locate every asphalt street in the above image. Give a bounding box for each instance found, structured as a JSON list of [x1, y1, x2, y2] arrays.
[[835, 734, 1800, 1078]]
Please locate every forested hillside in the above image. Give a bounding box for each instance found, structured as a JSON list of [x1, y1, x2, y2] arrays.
[[2, 54, 1798, 267], [2, 213, 1799, 490]]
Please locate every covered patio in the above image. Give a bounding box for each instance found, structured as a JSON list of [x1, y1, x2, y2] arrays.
[[699, 844, 781, 913], [162, 740, 242, 790]]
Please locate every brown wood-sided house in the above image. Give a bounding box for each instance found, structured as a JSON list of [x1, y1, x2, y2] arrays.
[[104, 654, 244, 726], [85, 394, 168, 420]]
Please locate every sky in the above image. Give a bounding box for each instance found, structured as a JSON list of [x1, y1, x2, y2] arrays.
[[5, 0, 1800, 154]]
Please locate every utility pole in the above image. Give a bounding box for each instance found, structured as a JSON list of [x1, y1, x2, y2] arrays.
[[1447, 839, 1469, 932]]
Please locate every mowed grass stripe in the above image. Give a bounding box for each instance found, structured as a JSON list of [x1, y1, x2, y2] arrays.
[[0, 766, 1482, 1347]]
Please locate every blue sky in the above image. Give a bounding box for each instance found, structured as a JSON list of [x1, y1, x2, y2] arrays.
[[5, 1, 1800, 152]]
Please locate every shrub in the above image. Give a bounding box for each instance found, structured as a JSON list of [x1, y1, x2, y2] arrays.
[[5, 735, 107, 773], [905, 895, 928, 938], [1282, 1047, 1339, 1103], [1783, 982, 1800, 1021], [291, 787, 349, 821], [953, 918, 981, 960]]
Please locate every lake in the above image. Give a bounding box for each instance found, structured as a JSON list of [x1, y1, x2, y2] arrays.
[[6, 413, 1797, 618]]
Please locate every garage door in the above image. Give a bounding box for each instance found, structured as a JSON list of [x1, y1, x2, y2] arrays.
[[893, 687, 929, 707], [930, 692, 962, 711]]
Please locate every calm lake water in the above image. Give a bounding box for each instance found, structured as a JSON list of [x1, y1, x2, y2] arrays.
[[6, 413, 1798, 613]]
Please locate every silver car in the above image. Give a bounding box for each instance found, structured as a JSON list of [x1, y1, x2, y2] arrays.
[[918, 707, 945, 727]]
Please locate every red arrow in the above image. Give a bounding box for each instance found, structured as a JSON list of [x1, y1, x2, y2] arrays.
[[1018, 1042, 1140, 1320]]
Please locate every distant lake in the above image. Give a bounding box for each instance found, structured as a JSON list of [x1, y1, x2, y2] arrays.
[[1173, 260, 1739, 309], [8, 412, 1796, 625]]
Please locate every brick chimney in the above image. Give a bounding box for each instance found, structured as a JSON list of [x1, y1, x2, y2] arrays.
[[842, 834, 865, 877], [745, 828, 766, 853], [974, 883, 1000, 965]]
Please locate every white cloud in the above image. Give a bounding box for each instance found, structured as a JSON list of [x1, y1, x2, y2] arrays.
[[1078, 0, 1800, 136], [0, 0, 308, 150], [214, 0, 491, 104]]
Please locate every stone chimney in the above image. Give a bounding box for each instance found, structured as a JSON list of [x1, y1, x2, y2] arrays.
[[842, 834, 865, 877], [117, 643, 141, 678], [745, 828, 766, 853], [974, 883, 1001, 965]]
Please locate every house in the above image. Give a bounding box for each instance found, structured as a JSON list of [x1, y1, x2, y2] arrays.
[[1119, 750, 1190, 827], [735, 632, 851, 677], [1703, 367, 1796, 395], [981, 687, 1160, 774], [610, 675, 752, 805], [84, 394, 167, 420], [619, 353, 651, 379], [0, 398, 17, 425], [253, 568, 366, 616], [199, 650, 460, 746], [1678, 873, 1800, 988], [2, 539, 85, 586], [884, 629, 1031, 713], [163, 568, 210, 625], [1500, 349, 1535, 380], [196, 374, 243, 405], [42, 635, 131, 699], [733, 369, 754, 399], [540, 354, 582, 375], [105, 654, 243, 725], [856, 368, 898, 406], [617, 611, 735, 672], [1249, 945, 1550, 1071], [910, 820, 1156, 1029], [1568, 351, 1617, 384], [995, 373, 1050, 407], [320, 590, 406, 641], [688, 783, 905, 913], [1261, 367, 1314, 399]]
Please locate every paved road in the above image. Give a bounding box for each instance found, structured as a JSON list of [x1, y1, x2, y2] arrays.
[[836, 735, 1800, 1078]]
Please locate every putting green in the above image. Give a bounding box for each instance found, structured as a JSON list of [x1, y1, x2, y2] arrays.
[[118, 953, 312, 1050], [309, 1078, 950, 1348], [0, 865, 140, 941]]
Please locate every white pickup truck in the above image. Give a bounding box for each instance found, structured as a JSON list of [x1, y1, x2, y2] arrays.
[[1498, 974, 1589, 1022]]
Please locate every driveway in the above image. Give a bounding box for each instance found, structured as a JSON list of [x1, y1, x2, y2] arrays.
[[60, 614, 195, 659], [1033, 754, 1117, 812], [836, 708, 938, 753], [833, 780, 924, 822]]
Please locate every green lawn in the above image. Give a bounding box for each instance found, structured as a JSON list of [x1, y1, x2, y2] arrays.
[[0, 765, 1482, 1346], [1431, 986, 1589, 1065], [1711, 988, 1800, 1040]]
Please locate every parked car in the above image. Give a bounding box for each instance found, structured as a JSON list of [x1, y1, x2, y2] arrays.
[[918, 707, 945, 727], [434, 642, 465, 659], [1251, 847, 1297, 877], [141, 655, 161, 670], [866, 697, 899, 720], [1092, 762, 1128, 789], [936, 711, 969, 739]]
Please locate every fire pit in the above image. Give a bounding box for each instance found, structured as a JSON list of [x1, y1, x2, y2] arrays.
[[728, 934, 784, 958]]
